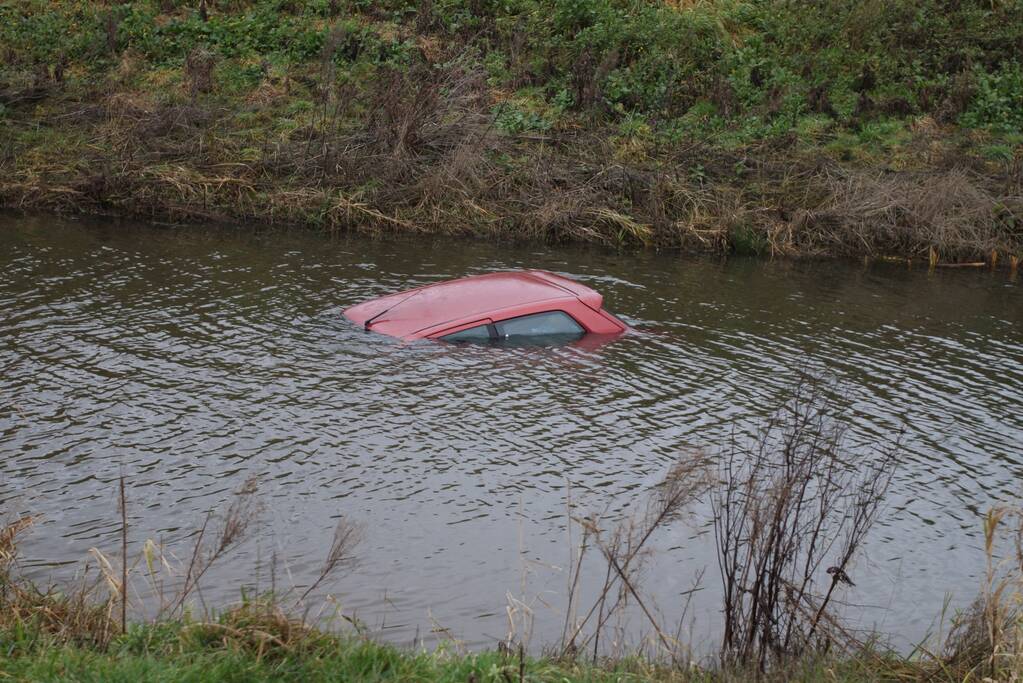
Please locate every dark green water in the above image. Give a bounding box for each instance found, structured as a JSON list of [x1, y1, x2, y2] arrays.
[[1, 213, 1020, 651]]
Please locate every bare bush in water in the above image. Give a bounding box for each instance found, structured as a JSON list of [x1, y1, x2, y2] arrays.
[[163, 474, 261, 615], [0, 476, 264, 647], [712, 377, 900, 671], [551, 376, 904, 670]]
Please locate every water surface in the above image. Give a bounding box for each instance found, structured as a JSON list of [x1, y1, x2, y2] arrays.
[[1, 214, 1021, 651]]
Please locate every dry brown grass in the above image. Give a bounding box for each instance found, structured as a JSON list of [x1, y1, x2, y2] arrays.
[[0, 515, 34, 567], [793, 167, 1022, 260], [185, 47, 217, 98], [184, 599, 326, 662], [1, 513, 119, 648]]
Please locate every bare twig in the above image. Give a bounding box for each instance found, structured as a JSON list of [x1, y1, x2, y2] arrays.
[[119, 474, 128, 634]]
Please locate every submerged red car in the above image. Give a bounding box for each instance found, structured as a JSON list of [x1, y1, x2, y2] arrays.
[[344, 270, 629, 342]]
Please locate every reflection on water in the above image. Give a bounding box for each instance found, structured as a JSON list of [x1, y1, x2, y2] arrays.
[[1, 213, 1021, 650]]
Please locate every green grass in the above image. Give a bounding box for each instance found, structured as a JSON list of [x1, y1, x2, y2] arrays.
[[0, 619, 674, 682], [0, 618, 917, 683], [5, 0, 1021, 149]]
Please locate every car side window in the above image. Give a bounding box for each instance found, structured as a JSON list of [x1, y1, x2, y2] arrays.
[[495, 311, 584, 338], [441, 324, 492, 342]]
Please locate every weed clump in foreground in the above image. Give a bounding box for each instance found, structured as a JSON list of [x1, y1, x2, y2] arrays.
[[0, 514, 121, 650]]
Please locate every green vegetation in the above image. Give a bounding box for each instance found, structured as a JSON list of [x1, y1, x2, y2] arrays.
[[0, 1, 1021, 256], [0, 615, 681, 682], [0, 616, 910, 683]]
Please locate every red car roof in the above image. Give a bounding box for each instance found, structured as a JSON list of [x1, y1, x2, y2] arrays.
[[344, 270, 607, 339]]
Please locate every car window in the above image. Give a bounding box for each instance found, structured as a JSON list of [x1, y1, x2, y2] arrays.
[[495, 311, 584, 338], [441, 324, 492, 342]]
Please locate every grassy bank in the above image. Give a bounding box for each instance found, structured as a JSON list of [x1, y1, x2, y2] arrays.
[[0, 0, 1021, 261], [0, 615, 684, 682], [0, 615, 904, 683]]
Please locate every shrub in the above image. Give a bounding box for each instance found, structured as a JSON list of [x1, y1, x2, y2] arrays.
[[961, 61, 1023, 130]]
